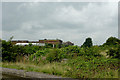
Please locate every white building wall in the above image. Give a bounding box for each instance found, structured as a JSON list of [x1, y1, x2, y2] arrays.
[[15, 43, 45, 46]]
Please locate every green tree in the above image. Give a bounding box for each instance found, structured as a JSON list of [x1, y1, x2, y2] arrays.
[[9, 36, 14, 41], [2, 40, 17, 62], [45, 43, 53, 48], [81, 37, 93, 47], [103, 37, 120, 46], [55, 43, 62, 48]]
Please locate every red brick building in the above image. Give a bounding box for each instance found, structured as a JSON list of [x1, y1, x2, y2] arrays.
[[11, 40, 29, 45], [39, 39, 62, 44], [11, 39, 63, 47]]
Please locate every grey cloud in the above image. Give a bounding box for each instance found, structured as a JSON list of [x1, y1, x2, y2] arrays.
[[2, 2, 89, 31], [2, 2, 118, 45]]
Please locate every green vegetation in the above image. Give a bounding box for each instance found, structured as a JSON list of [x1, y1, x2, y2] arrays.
[[103, 37, 120, 46], [81, 37, 93, 47], [1, 37, 120, 78]]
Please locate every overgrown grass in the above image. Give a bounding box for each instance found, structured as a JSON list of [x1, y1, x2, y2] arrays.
[[2, 44, 119, 78], [63, 56, 119, 78], [2, 57, 119, 78], [2, 61, 68, 77]]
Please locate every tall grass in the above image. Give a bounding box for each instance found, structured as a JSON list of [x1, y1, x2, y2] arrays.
[[2, 56, 119, 78], [2, 61, 68, 77]]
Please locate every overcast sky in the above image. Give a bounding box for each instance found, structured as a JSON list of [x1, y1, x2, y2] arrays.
[[2, 2, 118, 45]]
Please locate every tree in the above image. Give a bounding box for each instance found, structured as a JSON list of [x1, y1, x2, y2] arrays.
[[55, 43, 62, 48], [2, 40, 17, 62], [81, 37, 93, 47], [9, 36, 14, 41], [45, 43, 53, 48], [103, 37, 120, 46]]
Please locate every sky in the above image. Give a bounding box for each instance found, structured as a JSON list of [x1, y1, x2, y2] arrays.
[[2, 2, 118, 46]]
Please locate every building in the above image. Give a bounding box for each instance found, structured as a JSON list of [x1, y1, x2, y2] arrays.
[[63, 41, 74, 46], [11, 39, 75, 47], [11, 39, 63, 47], [39, 39, 62, 44], [11, 40, 29, 45], [15, 43, 45, 46], [39, 39, 63, 48]]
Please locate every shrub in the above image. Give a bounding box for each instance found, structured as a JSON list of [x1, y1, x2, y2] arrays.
[[65, 56, 119, 78], [78, 46, 102, 57], [46, 49, 65, 62], [45, 43, 53, 48], [107, 45, 120, 59]]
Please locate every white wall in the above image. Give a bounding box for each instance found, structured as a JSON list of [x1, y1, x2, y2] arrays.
[[15, 43, 45, 46]]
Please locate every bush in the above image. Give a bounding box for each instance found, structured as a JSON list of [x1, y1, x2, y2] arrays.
[[29, 49, 49, 63], [46, 49, 65, 62], [78, 46, 102, 57], [61, 46, 80, 54], [65, 56, 119, 78], [107, 45, 120, 59], [45, 43, 53, 48]]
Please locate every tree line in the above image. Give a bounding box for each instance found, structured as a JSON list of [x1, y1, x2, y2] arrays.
[[1, 36, 120, 62]]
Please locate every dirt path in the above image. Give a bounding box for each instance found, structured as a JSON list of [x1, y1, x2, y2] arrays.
[[1, 67, 78, 80], [1, 67, 62, 78]]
